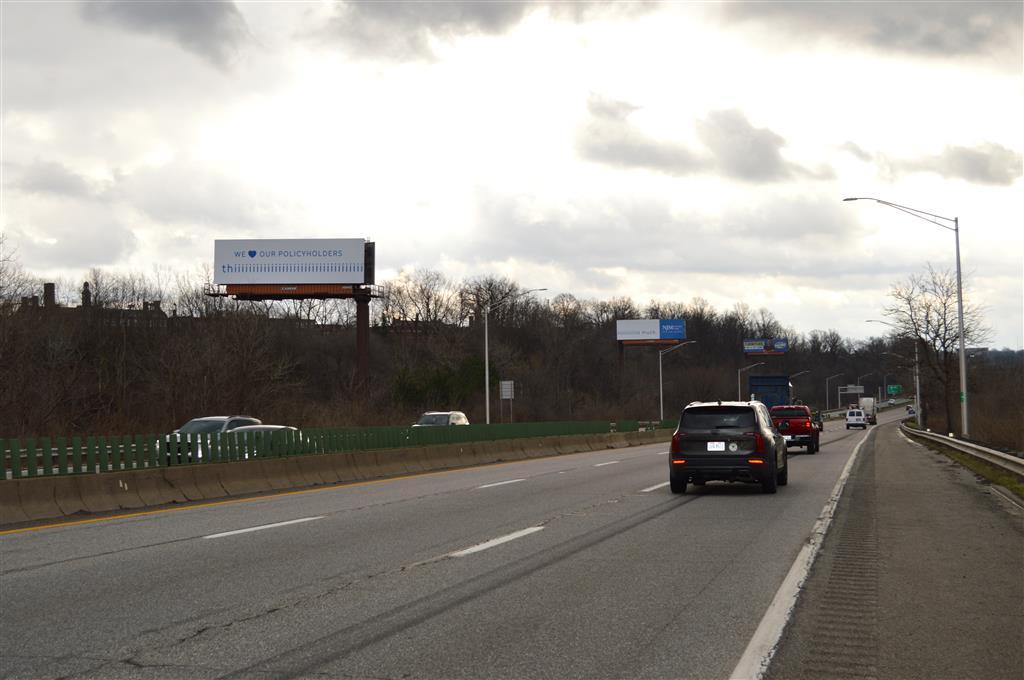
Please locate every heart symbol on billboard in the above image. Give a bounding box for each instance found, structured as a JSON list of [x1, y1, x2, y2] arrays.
[[248, 250, 257, 258]]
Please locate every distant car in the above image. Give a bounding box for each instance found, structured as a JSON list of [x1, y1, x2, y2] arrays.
[[845, 409, 869, 429], [770, 405, 820, 454], [669, 400, 788, 495], [413, 411, 470, 427], [163, 415, 262, 462], [888, 398, 896, 406], [230, 425, 302, 458]]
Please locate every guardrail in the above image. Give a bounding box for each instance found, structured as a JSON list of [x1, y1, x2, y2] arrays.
[[900, 423, 1024, 478], [1, 420, 640, 479]]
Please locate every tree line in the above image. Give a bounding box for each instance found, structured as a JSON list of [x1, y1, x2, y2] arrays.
[[1, 242, 1017, 450]]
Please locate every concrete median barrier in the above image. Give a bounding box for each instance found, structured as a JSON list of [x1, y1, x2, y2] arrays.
[[192, 465, 227, 500], [53, 476, 86, 517], [161, 466, 205, 502], [350, 451, 386, 479], [281, 458, 307, 488], [216, 461, 272, 497], [74, 473, 146, 513], [134, 469, 187, 506], [388, 448, 426, 475], [559, 434, 593, 455], [420, 444, 463, 471], [369, 450, 407, 478], [488, 440, 527, 461], [329, 452, 363, 483], [1, 430, 684, 527], [469, 441, 501, 465], [259, 460, 295, 491], [301, 454, 341, 485], [293, 456, 327, 487], [17, 478, 64, 521], [0, 482, 31, 525], [608, 433, 631, 449]]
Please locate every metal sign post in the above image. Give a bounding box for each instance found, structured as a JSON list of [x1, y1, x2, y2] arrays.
[[500, 380, 515, 423]]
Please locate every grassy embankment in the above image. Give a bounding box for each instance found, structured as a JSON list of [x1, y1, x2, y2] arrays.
[[903, 420, 1024, 500]]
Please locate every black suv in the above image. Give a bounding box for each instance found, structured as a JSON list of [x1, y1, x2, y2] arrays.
[[669, 401, 788, 494]]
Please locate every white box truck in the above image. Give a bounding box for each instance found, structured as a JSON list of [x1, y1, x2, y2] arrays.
[[859, 397, 877, 425]]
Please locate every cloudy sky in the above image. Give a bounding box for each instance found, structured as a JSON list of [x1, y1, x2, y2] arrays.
[[2, 1, 1022, 347]]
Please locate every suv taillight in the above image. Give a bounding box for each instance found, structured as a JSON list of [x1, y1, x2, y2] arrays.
[[670, 432, 682, 454], [745, 432, 765, 453]]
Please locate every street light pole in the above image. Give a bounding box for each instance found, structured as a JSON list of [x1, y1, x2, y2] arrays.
[[825, 373, 843, 411], [483, 287, 547, 425], [659, 341, 696, 421], [845, 197, 968, 437], [789, 370, 810, 402], [869, 318, 924, 428], [737, 362, 765, 401], [883, 349, 923, 428]]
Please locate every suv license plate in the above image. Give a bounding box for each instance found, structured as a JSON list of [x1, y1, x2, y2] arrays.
[[707, 441, 725, 451]]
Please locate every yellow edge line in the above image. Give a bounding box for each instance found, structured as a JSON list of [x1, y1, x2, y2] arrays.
[[0, 452, 584, 537]]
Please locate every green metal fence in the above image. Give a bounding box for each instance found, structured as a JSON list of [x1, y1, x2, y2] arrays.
[[2, 420, 637, 478]]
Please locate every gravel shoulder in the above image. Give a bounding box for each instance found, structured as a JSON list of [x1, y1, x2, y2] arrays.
[[768, 422, 1024, 680]]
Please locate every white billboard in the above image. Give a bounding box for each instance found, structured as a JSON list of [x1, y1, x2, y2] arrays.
[[616, 320, 660, 341], [616, 319, 686, 341], [214, 239, 365, 285]]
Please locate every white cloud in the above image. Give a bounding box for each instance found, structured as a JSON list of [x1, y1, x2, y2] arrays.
[[2, 2, 1020, 348]]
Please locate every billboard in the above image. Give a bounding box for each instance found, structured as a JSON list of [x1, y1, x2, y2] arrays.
[[214, 239, 366, 285], [743, 338, 789, 355], [616, 319, 686, 344]]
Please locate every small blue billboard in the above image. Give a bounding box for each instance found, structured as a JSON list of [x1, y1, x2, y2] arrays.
[[659, 319, 686, 340]]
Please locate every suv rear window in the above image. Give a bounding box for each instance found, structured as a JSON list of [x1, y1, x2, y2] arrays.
[[771, 407, 808, 417], [681, 406, 756, 429]]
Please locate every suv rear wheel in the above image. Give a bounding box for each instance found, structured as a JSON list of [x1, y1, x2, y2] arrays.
[[670, 475, 688, 494]]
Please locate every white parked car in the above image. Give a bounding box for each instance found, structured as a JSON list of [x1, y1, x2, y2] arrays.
[[412, 411, 470, 427], [845, 409, 869, 430]]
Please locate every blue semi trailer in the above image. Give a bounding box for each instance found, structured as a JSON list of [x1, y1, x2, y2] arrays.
[[748, 375, 792, 408]]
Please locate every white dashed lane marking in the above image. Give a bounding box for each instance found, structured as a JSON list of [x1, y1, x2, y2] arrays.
[[446, 527, 545, 557], [477, 479, 526, 489], [203, 516, 324, 540]]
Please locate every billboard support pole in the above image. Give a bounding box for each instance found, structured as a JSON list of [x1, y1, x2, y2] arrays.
[[355, 288, 370, 389]]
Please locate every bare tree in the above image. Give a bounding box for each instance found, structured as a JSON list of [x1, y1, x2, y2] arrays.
[[883, 263, 990, 431], [0, 234, 37, 304]]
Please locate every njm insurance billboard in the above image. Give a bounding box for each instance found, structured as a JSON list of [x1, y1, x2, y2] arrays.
[[214, 239, 366, 285], [616, 319, 686, 344]]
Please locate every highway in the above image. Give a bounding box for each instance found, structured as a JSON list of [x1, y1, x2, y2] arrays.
[[2, 413, 895, 679]]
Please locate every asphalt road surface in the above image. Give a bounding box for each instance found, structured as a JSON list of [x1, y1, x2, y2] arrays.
[[1, 414, 899, 679]]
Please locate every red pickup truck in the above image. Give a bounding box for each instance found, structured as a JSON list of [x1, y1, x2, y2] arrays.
[[770, 405, 820, 454]]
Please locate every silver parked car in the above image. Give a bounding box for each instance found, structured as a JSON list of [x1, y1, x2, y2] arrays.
[[163, 415, 262, 462]]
